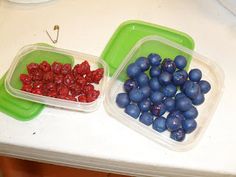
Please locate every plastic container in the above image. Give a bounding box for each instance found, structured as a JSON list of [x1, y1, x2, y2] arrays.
[[104, 35, 224, 151], [5, 44, 108, 112]]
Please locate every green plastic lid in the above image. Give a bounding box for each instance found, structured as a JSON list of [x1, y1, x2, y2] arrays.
[[101, 20, 195, 76]]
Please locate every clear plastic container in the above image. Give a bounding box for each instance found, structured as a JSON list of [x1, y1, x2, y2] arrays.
[[5, 44, 108, 112], [104, 35, 224, 151]]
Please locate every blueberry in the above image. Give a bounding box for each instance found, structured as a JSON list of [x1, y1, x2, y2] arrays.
[[151, 103, 166, 116], [168, 111, 185, 122], [181, 80, 192, 92], [123, 79, 138, 92], [149, 66, 161, 77], [116, 93, 130, 108], [175, 92, 186, 100], [125, 104, 140, 118], [135, 57, 150, 71], [140, 86, 151, 98], [174, 55, 187, 69], [152, 116, 167, 133], [139, 112, 154, 126], [148, 53, 162, 66], [129, 88, 144, 102], [164, 98, 175, 112], [138, 99, 151, 112], [192, 92, 205, 105], [161, 58, 176, 73], [159, 71, 172, 86], [170, 129, 186, 142], [199, 80, 211, 94], [172, 70, 188, 86], [135, 73, 149, 87], [189, 69, 202, 82], [166, 115, 182, 132], [176, 97, 192, 112], [183, 81, 200, 99], [150, 91, 164, 104], [183, 106, 198, 119], [127, 63, 141, 78], [162, 84, 177, 97], [182, 119, 197, 133], [149, 78, 161, 91]]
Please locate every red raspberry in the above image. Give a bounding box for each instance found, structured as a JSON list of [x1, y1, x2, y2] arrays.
[[92, 68, 104, 84], [47, 90, 57, 97], [73, 61, 90, 76], [61, 64, 72, 75], [86, 90, 100, 103], [57, 95, 67, 100], [39, 61, 51, 72], [75, 75, 87, 87], [69, 84, 82, 96], [66, 95, 77, 101], [54, 74, 64, 85], [31, 88, 43, 95], [78, 95, 87, 102], [20, 74, 32, 85], [33, 81, 44, 89], [64, 74, 75, 86], [83, 84, 94, 94], [45, 82, 56, 91], [43, 71, 54, 83], [57, 84, 69, 96], [86, 96, 96, 103], [21, 84, 32, 92], [84, 72, 93, 83], [30, 69, 43, 81], [27, 63, 39, 74], [52, 62, 62, 74]]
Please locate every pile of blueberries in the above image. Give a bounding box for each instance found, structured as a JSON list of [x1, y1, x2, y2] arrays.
[[115, 53, 211, 142]]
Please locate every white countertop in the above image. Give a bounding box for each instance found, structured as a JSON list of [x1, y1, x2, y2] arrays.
[[0, 0, 236, 176]]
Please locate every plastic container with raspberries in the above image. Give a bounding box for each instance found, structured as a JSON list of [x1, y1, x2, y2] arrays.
[[5, 44, 108, 112], [104, 36, 224, 151]]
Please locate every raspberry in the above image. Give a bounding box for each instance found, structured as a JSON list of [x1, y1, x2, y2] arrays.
[[21, 84, 32, 92], [52, 62, 62, 74], [33, 81, 43, 89], [84, 72, 93, 83], [61, 64, 72, 75], [83, 84, 94, 94], [39, 61, 51, 72], [31, 88, 43, 95], [43, 71, 54, 83], [78, 95, 87, 102], [73, 61, 90, 76], [54, 74, 64, 85], [92, 68, 104, 84], [45, 82, 56, 92], [47, 90, 57, 97], [20, 74, 32, 85], [30, 69, 43, 81], [75, 75, 87, 87], [69, 84, 82, 96], [66, 95, 77, 101], [27, 63, 39, 74], [57, 84, 69, 96], [64, 74, 75, 86]]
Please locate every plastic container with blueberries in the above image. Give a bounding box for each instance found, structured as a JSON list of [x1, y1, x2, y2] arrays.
[[5, 44, 108, 113], [104, 35, 224, 151]]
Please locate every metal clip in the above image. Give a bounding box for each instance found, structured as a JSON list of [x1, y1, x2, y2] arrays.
[[46, 25, 60, 44]]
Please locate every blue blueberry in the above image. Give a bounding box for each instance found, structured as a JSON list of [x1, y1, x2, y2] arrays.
[[126, 63, 141, 78], [116, 93, 130, 108], [139, 112, 154, 126], [192, 92, 205, 105], [175, 92, 186, 100], [148, 53, 162, 66], [123, 79, 138, 92], [166, 115, 182, 132], [172, 70, 188, 86], [164, 98, 175, 112], [170, 129, 186, 142], [138, 99, 151, 112], [159, 71, 172, 86], [183, 81, 200, 99], [140, 86, 151, 98], [176, 97, 192, 112], [149, 66, 161, 77], [199, 80, 211, 94], [189, 69, 202, 82], [149, 78, 161, 91], [135, 73, 149, 87], [167, 111, 185, 122], [161, 58, 176, 73], [135, 57, 150, 71], [152, 117, 167, 133], [183, 106, 198, 119], [129, 88, 144, 102], [151, 103, 166, 116], [181, 80, 192, 92], [125, 104, 140, 118], [182, 119, 197, 133], [174, 55, 187, 69], [150, 91, 164, 104], [162, 84, 177, 97]]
